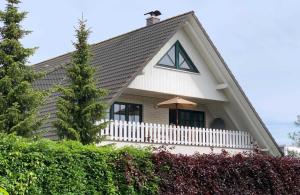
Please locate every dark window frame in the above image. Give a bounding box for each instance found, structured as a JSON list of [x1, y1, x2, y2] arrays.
[[110, 102, 143, 123], [169, 109, 205, 128], [158, 41, 199, 73]]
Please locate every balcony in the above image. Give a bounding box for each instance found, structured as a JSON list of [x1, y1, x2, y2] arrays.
[[100, 120, 254, 150]]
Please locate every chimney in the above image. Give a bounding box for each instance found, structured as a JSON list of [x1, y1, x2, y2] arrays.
[[144, 10, 161, 26], [146, 16, 160, 26]]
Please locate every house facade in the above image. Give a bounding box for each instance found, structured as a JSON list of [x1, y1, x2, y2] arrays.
[[33, 11, 282, 156]]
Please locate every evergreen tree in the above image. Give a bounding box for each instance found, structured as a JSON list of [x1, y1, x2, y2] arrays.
[[289, 115, 300, 147], [54, 19, 107, 144], [0, 0, 46, 136]]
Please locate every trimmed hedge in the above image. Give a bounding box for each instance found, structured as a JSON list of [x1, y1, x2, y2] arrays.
[[0, 133, 300, 194], [0, 134, 158, 194], [152, 151, 300, 195]]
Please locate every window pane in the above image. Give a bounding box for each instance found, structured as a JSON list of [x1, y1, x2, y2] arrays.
[[159, 55, 175, 66], [113, 104, 119, 120], [159, 55, 174, 66], [178, 52, 191, 70], [169, 109, 176, 125], [168, 46, 176, 64], [113, 103, 126, 121], [120, 104, 126, 121], [180, 61, 190, 69], [114, 104, 119, 113], [135, 115, 140, 123], [158, 46, 176, 67], [128, 104, 141, 122], [179, 52, 184, 65]]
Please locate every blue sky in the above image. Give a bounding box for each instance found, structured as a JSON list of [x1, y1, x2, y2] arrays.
[[1, 0, 299, 145]]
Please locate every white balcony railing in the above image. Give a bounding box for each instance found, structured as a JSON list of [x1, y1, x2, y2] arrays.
[[100, 120, 254, 149]]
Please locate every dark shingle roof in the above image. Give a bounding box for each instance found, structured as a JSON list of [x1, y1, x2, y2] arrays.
[[33, 11, 193, 138]]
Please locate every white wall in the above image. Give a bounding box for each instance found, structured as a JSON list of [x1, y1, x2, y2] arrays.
[[99, 141, 253, 155], [128, 29, 227, 102]]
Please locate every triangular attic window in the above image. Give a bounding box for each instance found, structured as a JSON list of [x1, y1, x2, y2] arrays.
[[158, 41, 199, 73]]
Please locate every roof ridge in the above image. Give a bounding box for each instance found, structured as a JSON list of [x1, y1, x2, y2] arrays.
[[32, 11, 194, 68], [91, 11, 194, 48]]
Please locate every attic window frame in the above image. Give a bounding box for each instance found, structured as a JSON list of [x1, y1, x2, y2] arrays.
[[157, 41, 199, 73]]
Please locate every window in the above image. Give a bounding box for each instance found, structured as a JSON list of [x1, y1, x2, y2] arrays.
[[158, 41, 199, 73], [110, 102, 142, 123], [169, 109, 205, 128]]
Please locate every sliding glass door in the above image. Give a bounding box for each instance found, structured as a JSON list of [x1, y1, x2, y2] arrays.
[[169, 109, 205, 128]]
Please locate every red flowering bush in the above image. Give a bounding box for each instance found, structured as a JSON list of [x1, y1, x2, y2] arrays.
[[152, 151, 300, 195]]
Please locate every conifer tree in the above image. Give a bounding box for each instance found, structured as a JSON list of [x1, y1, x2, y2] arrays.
[[54, 19, 107, 144], [290, 115, 300, 147], [0, 0, 46, 136]]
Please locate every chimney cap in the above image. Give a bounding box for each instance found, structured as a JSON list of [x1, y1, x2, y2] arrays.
[[144, 10, 161, 17]]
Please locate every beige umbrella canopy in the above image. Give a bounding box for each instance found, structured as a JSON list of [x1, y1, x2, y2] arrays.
[[157, 97, 197, 125], [157, 97, 197, 109]]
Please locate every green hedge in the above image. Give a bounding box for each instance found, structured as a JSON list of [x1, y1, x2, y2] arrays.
[[1, 133, 300, 194], [0, 134, 158, 194]]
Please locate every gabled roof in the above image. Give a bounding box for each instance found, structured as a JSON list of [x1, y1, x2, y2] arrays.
[[33, 11, 193, 99], [33, 11, 193, 138]]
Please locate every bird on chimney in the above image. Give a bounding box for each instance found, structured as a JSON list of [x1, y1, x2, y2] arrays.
[[144, 10, 161, 17]]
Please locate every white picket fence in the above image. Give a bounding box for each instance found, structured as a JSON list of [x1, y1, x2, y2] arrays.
[[100, 120, 254, 149]]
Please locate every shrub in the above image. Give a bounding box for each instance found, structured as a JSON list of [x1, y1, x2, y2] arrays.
[[0, 133, 300, 194], [0, 133, 158, 194], [152, 151, 300, 195]]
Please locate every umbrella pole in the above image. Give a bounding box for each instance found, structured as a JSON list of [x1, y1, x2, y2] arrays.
[[176, 104, 178, 126]]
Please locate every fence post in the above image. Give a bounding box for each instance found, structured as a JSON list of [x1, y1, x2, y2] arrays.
[[114, 120, 119, 141], [188, 127, 192, 145], [119, 121, 123, 141], [128, 121, 132, 142], [137, 122, 140, 142], [157, 124, 161, 143], [132, 121, 136, 142], [170, 125, 173, 144], [165, 125, 169, 144], [149, 123, 153, 143], [141, 122, 145, 142], [177, 126, 180, 144], [196, 128, 200, 146], [123, 121, 127, 141], [191, 127, 195, 145], [145, 123, 148, 142], [161, 124, 165, 144]]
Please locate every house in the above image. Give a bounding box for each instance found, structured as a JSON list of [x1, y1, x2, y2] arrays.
[[280, 145, 300, 156], [33, 11, 282, 156]]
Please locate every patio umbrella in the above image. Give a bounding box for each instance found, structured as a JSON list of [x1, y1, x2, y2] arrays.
[[157, 97, 197, 126]]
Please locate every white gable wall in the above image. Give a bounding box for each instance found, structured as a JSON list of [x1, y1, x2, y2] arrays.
[[128, 29, 227, 102], [127, 28, 241, 131]]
